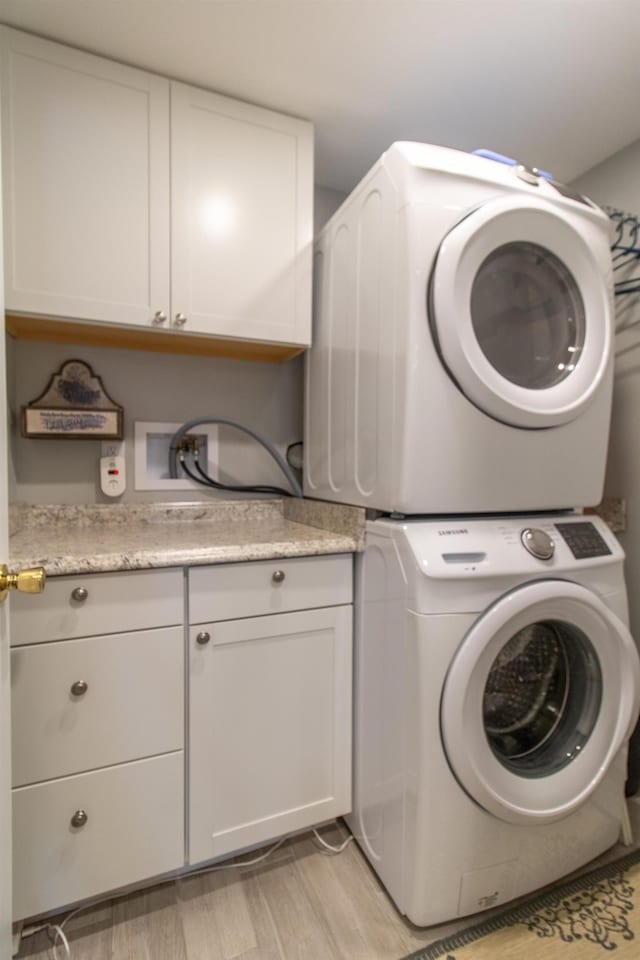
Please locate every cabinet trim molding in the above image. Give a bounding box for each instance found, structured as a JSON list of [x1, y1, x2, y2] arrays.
[[6, 314, 305, 363]]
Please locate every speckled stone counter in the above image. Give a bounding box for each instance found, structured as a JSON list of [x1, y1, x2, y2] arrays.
[[9, 499, 365, 576]]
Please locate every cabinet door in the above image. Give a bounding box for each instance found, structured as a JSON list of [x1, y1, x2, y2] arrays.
[[0, 28, 170, 327], [189, 605, 352, 864], [171, 82, 313, 346]]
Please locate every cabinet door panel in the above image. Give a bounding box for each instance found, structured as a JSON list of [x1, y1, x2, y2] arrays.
[[1, 27, 170, 326], [11, 568, 183, 645], [189, 605, 352, 863], [189, 554, 352, 623], [13, 753, 184, 920], [12, 626, 183, 786], [171, 82, 312, 345]]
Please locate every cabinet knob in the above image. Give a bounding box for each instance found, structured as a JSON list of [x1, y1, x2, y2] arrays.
[[71, 587, 89, 602], [196, 631, 211, 645], [152, 311, 167, 325], [272, 570, 286, 584], [70, 810, 88, 828], [70, 680, 89, 697], [174, 313, 188, 327]]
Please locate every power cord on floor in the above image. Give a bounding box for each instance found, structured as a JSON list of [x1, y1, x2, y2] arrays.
[[19, 824, 353, 959], [312, 827, 353, 853]]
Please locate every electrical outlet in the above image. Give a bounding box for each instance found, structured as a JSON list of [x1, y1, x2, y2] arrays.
[[101, 440, 125, 458], [100, 455, 126, 497]]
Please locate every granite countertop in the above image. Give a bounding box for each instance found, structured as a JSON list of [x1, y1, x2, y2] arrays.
[[9, 499, 366, 576]]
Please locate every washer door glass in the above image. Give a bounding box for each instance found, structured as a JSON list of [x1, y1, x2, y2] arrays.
[[440, 581, 640, 825], [483, 620, 601, 777], [429, 196, 611, 428], [471, 242, 586, 390]]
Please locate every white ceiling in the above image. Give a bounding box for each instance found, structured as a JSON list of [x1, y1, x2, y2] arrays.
[[0, 0, 639, 194]]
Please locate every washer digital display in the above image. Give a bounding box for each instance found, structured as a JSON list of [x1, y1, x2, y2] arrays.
[[555, 522, 612, 559]]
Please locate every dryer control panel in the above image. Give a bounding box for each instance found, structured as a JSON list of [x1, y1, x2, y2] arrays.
[[555, 521, 612, 560]]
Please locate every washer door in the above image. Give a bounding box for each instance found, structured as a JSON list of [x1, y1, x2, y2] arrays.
[[429, 196, 611, 428], [441, 580, 640, 825]]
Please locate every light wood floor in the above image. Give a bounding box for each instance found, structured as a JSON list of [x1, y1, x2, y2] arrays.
[[16, 803, 640, 960]]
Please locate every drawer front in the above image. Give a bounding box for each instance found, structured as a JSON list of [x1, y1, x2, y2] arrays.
[[12, 626, 183, 786], [11, 568, 183, 644], [189, 554, 352, 623], [13, 752, 184, 921]]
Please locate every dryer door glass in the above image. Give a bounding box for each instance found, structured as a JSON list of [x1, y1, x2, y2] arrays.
[[470, 242, 586, 390], [483, 620, 602, 777], [429, 196, 611, 428]]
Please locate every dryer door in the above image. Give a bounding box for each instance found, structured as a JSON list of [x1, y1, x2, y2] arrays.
[[440, 580, 640, 825], [429, 196, 611, 428]]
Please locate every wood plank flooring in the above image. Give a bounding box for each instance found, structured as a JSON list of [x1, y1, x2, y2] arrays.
[[16, 804, 640, 960]]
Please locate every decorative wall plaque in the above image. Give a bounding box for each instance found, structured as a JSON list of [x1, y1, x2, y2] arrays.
[[22, 359, 124, 439]]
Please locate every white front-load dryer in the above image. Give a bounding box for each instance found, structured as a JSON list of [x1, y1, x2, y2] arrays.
[[305, 142, 614, 514], [347, 515, 640, 926]]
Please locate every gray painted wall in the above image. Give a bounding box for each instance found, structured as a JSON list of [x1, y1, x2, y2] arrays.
[[571, 140, 640, 212], [571, 142, 640, 638], [9, 339, 303, 504]]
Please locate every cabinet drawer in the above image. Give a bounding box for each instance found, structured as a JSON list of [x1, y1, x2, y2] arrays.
[[13, 752, 184, 921], [189, 554, 352, 623], [11, 568, 183, 644], [12, 626, 183, 786]]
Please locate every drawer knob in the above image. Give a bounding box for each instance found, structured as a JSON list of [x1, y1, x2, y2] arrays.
[[272, 570, 286, 584], [174, 312, 188, 327], [70, 680, 89, 697], [152, 310, 167, 325], [71, 587, 89, 602], [196, 631, 211, 645], [70, 810, 88, 828]]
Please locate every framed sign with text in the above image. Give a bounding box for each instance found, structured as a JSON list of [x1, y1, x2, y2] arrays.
[[21, 359, 124, 439]]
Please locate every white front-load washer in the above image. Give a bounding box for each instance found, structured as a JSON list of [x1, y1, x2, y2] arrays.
[[347, 514, 640, 926], [305, 142, 614, 514]]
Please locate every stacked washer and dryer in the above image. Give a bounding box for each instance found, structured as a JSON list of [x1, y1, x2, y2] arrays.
[[304, 143, 640, 926]]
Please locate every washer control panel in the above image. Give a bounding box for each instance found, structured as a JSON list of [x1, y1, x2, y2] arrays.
[[521, 527, 555, 560], [554, 521, 612, 559]]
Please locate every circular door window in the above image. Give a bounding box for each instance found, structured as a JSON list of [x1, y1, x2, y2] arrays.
[[470, 242, 586, 390], [441, 581, 640, 825], [430, 196, 611, 428], [483, 620, 601, 777]]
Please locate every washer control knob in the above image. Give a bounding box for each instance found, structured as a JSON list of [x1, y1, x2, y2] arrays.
[[521, 527, 555, 561]]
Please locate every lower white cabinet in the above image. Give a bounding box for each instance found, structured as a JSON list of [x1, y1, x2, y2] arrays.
[[189, 604, 352, 863], [11, 626, 183, 786], [10, 569, 185, 921], [13, 753, 183, 921], [10, 554, 353, 918]]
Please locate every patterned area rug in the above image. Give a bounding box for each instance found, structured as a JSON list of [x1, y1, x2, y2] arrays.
[[403, 848, 640, 959]]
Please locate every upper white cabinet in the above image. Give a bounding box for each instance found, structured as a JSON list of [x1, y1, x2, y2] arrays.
[[0, 28, 171, 329], [171, 83, 312, 345], [0, 27, 313, 348]]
